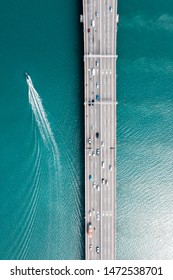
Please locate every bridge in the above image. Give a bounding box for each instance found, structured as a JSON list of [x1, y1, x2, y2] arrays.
[[81, 0, 118, 260]]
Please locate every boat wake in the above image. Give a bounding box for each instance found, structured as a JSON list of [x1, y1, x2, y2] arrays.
[[27, 74, 62, 257]]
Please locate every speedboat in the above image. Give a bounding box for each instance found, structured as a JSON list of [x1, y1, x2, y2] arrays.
[[25, 72, 32, 85]]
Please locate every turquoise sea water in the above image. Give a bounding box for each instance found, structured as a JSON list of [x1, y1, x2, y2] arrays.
[[0, 0, 173, 260], [0, 0, 84, 260], [117, 0, 173, 259]]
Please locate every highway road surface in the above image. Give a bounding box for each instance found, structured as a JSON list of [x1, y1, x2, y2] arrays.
[[81, 0, 118, 260]]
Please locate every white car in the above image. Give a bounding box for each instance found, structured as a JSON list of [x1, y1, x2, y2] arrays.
[[96, 185, 100, 191], [96, 212, 100, 221], [93, 181, 96, 188], [88, 138, 91, 144], [96, 82, 99, 88]]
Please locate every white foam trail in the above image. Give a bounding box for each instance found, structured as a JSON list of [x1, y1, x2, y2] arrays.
[[27, 78, 61, 173]]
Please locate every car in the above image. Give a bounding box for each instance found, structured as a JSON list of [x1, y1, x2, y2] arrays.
[[105, 179, 108, 186], [91, 19, 95, 27], [96, 246, 99, 254], [101, 141, 104, 147], [88, 223, 93, 238], [96, 212, 100, 221], [91, 124, 94, 129], [96, 95, 100, 101], [89, 244, 92, 250], [88, 99, 92, 106], [96, 148, 100, 155], [95, 11, 99, 17], [89, 210, 92, 216], [102, 161, 105, 168], [88, 51, 92, 55], [109, 6, 113, 12], [92, 151, 96, 157], [96, 60, 99, 66], [96, 185, 100, 191], [96, 82, 99, 88], [91, 68, 95, 76], [96, 132, 99, 138], [109, 165, 112, 171], [93, 181, 96, 188], [89, 175, 92, 181], [102, 178, 105, 184], [88, 138, 91, 144]]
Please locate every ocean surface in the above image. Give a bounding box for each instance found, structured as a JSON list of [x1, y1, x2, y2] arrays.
[[0, 0, 84, 260], [117, 0, 173, 259], [0, 0, 173, 260]]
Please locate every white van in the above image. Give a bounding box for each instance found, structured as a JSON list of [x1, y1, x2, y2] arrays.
[[91, 68, 95, 76], [91, 19, 95, 27]]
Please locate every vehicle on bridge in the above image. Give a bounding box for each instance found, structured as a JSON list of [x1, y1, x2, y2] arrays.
[[96, 246, 99, 254], [96, 60, 99, 67], [109, 6, 113, 12], [87, 223, 93, 238], [96, 132, 99, 138], [92, 151, 96, 157], [91, 20, 95, 27], [96, 212, 100, 221], [91, 68, 95, 76]]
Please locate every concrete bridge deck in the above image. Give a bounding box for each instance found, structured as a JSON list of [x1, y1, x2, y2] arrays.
[[81, 0, 118, 260]]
